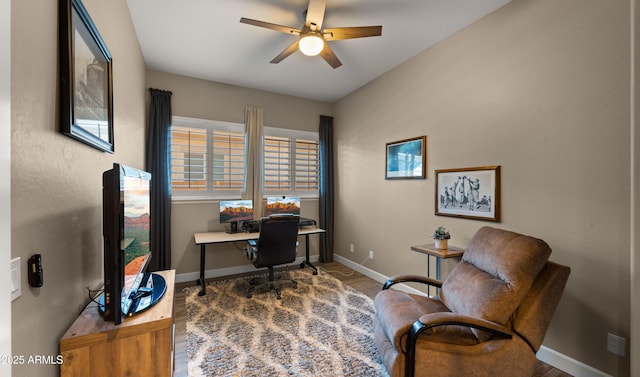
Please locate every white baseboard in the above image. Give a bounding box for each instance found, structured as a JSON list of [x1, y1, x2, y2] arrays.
[[333, 254, 610, 377], [175, 255, 320, 284], [332, 254, 427, 296], [536, 346, 611, 377]]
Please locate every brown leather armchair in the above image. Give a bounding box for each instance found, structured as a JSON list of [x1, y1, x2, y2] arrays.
[[374, 227, 570, 377]]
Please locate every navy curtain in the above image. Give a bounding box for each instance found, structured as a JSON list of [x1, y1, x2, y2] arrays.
[[146, 88, 172, 271], [319, 115, 334, 262]]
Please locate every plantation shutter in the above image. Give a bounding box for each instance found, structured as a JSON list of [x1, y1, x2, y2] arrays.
[[212, 130, 245, 190], [263, 135, 291, 191], [170, 126, 207, 191], [170, 117, 317, 198], [295, 139, 319, 190]]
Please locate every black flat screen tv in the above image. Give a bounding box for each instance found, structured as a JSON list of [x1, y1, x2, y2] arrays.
[[101, 163, 165, 325]]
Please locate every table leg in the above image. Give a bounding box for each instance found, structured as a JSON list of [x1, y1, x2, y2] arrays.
[[435, 257, 442, 298], [300, 234, 318, 275], [198, 244, 206, 296], [427, 256, 432, 297]]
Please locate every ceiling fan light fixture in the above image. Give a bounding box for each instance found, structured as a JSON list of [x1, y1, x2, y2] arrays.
[[299, 33, 324, 56]]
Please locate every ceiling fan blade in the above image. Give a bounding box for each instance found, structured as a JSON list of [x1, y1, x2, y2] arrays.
[[323, 26, 382, 41], [240, 17, 300, 35], [319, 43, 342, 69], [270, 40, 300, 64], [306, 0, 326, 30]]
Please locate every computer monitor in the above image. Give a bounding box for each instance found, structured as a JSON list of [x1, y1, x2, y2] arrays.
[[265, 196, 301, 217], [219, 199, 253, 233]]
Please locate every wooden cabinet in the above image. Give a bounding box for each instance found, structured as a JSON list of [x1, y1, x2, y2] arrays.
[[60, 270, 175, 377]]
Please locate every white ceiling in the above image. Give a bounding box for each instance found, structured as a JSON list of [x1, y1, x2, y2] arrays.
[[127, 0, 511, 102]]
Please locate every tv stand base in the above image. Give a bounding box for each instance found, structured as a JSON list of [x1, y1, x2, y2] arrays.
[[60, 270, 175, 377]]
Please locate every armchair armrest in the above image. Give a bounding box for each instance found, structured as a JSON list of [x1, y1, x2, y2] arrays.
[[405, 312, 513, 377], [414, 312, 513, 338], [382, 274, 443, 290]]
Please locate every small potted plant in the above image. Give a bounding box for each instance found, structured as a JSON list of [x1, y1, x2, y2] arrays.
[[432, 226, 451, 250]]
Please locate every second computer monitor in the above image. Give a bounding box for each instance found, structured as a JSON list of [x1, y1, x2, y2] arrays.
[[220, 199, 253, 233], [265, 196, 300, 217]]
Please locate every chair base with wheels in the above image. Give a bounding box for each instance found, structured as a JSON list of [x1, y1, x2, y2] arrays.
[[244, 214, 301, 299], [247, 266, 298, 299]]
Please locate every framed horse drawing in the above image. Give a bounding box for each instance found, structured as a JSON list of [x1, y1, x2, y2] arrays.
[[435, 166, 500, 222]]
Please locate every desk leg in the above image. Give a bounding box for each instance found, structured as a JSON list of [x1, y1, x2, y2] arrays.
[[300, 234, 318, 275], [198, 244, 206, 296]]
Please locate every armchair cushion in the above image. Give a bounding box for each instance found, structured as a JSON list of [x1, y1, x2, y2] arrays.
[[440, 227, 551, 339]]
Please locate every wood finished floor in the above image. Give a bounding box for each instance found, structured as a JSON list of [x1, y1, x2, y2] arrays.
[[173, 261, 572, 377]]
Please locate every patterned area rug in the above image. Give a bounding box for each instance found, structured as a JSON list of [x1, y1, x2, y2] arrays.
[[185, 269, 389, 377]]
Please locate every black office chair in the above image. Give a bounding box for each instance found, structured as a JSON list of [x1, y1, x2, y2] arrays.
[[245, 215, 300, 299]]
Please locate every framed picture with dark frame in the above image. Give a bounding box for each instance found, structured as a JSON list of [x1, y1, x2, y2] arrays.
[[385, 136, 427, 179], [59, 0, 114, 153], [435, 165, 501, 221]]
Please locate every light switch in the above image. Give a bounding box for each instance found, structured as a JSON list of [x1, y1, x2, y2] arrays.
[[11, 257, 20, 301]]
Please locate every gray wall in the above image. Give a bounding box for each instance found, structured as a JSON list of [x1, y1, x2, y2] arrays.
[[633, 1, 640, 374], [146, 70, 333, 277], [333, 0, 631, 375], [1, 0, 12, 374], [10, 0, 147, 376]]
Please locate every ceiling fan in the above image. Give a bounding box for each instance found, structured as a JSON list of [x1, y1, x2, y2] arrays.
[[240, 0, 382, 69]]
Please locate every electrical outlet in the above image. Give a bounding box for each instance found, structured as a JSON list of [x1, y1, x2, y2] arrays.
[[369, 251, 374, 260], [350, 244, 355, 253], [607, 333, 625, 357]]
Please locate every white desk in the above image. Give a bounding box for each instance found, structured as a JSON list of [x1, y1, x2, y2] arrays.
[[194, 226, 326, 296]]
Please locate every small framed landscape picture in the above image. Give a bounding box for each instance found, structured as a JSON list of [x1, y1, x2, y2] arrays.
[[435, 166, 501, 222], [385, 136, 427, 179]]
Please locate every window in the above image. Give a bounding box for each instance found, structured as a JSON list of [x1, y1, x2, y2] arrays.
[[295, 138, 320, 191], [169, 117, 319, 200], [170, 116, 245, 199], [170, 126, 207, 191], [212, 130, 245, 190], [263, 127, 319, 197], [263, 135, 291, 191]]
